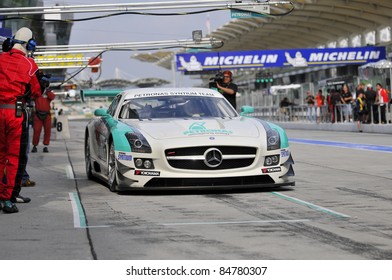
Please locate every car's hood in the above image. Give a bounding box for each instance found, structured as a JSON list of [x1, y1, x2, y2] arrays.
[[124, 117, 261, 140]]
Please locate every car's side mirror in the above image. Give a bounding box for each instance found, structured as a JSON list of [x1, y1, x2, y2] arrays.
[[240, 105, 255, 116], [94, 108, 109, 117]]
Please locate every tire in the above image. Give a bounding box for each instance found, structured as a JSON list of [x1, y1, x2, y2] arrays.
[[108, 141, 118, 192], [85, 133, 94, 180]]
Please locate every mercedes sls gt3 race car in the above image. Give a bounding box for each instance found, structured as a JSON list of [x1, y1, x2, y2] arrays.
[[84, 87, 295, 192]]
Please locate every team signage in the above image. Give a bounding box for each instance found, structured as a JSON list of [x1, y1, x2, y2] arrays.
[[176, 46, 386, 72], [35, 53, 88, 69], [231, 6, 270, 18]]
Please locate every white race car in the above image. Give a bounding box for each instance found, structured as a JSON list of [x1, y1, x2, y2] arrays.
[[84, 87, 294, 192]]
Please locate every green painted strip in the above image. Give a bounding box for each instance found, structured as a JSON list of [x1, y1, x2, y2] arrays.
[[71, 192, 87, 228], [272, 192, 351, 219]]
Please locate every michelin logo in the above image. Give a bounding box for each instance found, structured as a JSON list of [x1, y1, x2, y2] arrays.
[[204, 54, 278, 66], [309, 50, 380, 62], [179, 55, 203, 71], [285, 51, 308, 67]]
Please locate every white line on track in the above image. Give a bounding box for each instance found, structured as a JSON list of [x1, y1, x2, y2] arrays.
[[65, 165, 74, 179], [272, 192, 351, 219]]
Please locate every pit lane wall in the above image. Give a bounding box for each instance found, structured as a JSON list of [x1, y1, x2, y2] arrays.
[[242, 104, 392, 134], [273, 121, 392, 134]]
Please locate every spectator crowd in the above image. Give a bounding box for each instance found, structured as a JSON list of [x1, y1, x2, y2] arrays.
[[278, 82, 391, 131]]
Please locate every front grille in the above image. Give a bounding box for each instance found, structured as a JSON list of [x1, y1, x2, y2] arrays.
[[168, 158, 254, 170], [145, 175, 275, 187], [166, 146, 256, 156], [165, 146, 257, 170]]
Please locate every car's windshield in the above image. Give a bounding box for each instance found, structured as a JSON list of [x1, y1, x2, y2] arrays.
[[119, 95, 238, 119]]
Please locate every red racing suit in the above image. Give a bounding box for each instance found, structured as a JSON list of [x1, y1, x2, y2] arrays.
[[32, 89, 56, 146], [0, 49, 41, 201]]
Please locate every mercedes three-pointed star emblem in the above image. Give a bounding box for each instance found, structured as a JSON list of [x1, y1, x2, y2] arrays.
[[203, 148, 223, 168]]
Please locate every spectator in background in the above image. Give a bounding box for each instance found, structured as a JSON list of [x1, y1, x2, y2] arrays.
[[355, 83, 365, 99], [315, 89, 325, 124], [305, 90, 315, 122], [340, 84, 353, 122], [280, 97, 293, 120], [364, 84, 377, 123], [329, 88, 342, 123], [354, 83, 365, 121], [376, 83, 389, 124], [356, 91, 368, 132]]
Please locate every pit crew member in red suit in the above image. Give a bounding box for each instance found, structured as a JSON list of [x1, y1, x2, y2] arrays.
[[0, 27, 41, 214], [32, 73, 55, 153]]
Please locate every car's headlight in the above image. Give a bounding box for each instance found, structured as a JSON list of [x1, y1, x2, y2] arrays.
[[134, 158, 154, 169], [257, 120, 282, 151], [264, 155, 280, 166], [125, 131, 152, 153], [266, 129, 280, 151]]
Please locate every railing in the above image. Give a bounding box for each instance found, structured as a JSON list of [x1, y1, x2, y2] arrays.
[[244, 103, 392, 125]]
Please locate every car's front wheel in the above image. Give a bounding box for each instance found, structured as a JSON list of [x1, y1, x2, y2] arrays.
[[108, 141, 118, 192]]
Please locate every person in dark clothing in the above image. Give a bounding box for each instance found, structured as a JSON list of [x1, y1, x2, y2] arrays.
[[280, 97, 293, 107], [328, 89, 342, 123], [354, 83, 365, 121], [215, 71, 238, 110], [364, 84, 377, 123], [356, 91, 368, 132], [340, 84, 353, 122], [279, 97, 293, 120]]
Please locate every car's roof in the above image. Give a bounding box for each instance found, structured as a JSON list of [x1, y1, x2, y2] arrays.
[[122, 87, 224, 100]]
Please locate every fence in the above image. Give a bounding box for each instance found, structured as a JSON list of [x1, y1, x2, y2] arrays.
[[241, 102, 392, 125]]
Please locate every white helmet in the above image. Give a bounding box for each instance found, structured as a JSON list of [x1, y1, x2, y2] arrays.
[[13, 27, 36, 53]]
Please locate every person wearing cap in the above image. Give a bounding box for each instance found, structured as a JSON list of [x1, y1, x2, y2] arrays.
[[215, 71, 238, 110], [0, 27, 41, 213]]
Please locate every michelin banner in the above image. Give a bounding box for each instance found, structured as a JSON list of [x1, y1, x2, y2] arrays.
[[176, 46, 386, 72]]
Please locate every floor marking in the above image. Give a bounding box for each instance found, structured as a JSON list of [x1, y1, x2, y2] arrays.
[[66, 165, 74, 179], [162, 219, 309, 226], [289, 138, 392, 153], [69, 192, 87, 228], [272, 192, 351, 219], [83, 225, 111, 228], [69, 192, 111, 229]]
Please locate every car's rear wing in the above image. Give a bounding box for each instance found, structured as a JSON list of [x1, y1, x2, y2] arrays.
[[80, 89, 122, 102]]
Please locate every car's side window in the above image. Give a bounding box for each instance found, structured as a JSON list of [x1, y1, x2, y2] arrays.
[[119, 103, 139, 119], [118, 105, 128, 119], [107, 95, 121, 117]]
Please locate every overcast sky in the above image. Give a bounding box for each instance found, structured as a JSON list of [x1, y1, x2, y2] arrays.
[[43, 0, 232, 86]]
